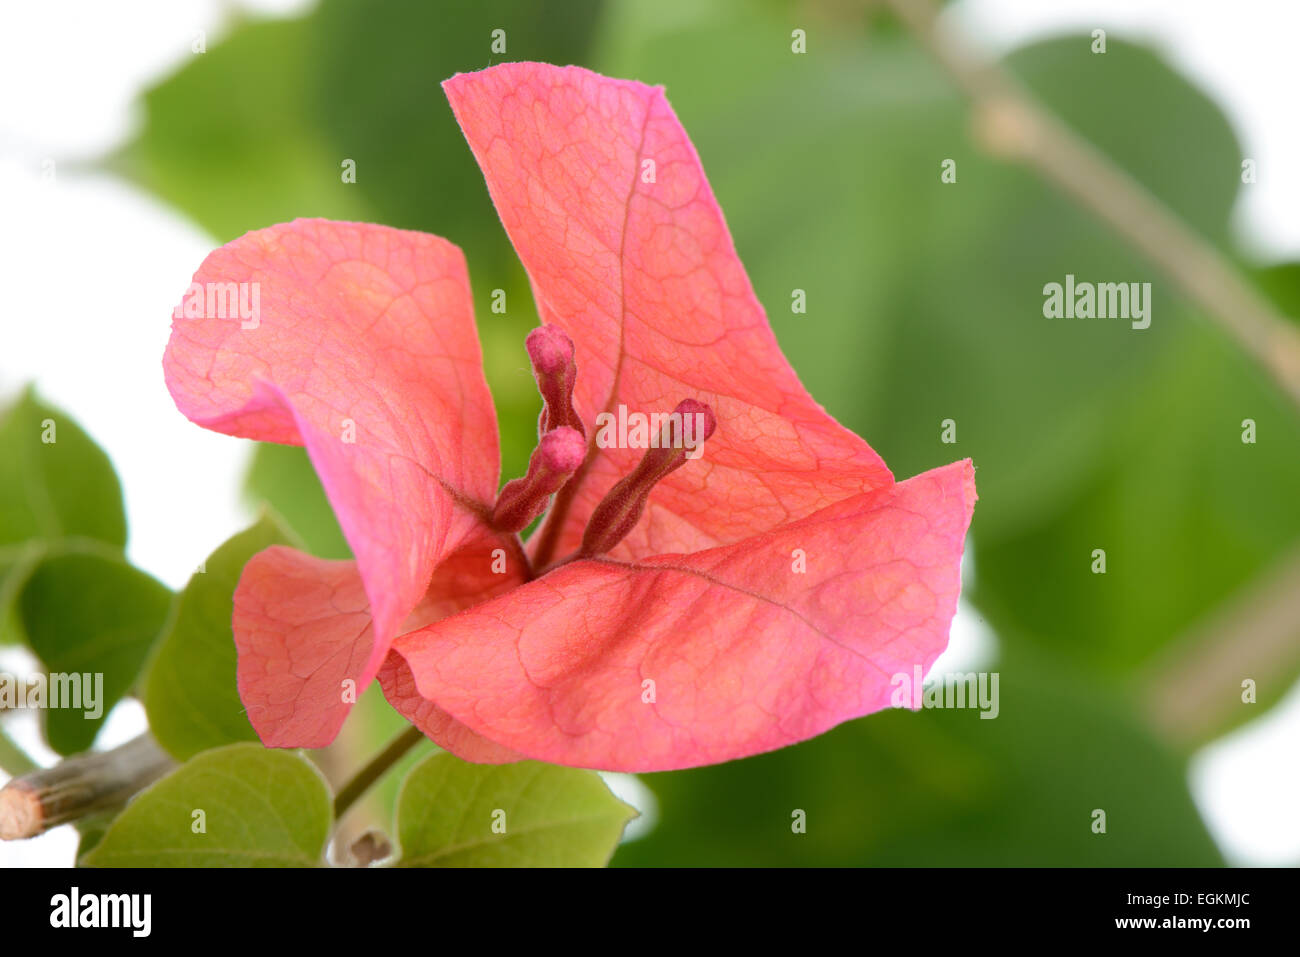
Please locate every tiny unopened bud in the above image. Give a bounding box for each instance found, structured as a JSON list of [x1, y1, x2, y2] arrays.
[[580, 400, 716, 556], [491, 427, 586, 532], [526, 325, 585, 438]]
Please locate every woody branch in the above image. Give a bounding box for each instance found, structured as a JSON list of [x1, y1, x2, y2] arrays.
[[0, 733, 173, 840]]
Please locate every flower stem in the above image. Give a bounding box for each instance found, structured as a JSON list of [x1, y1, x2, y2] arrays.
[[528, 459, 588, 569], [332, 725, 426, 821]]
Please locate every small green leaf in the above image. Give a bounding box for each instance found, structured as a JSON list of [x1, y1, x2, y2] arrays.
[[395, 752, 636, 867], [0, 543, 42, 645], [19, 551, 171, 754], [0, 389, 129, 644], [82, 743, 332, 867], [144, 515, 296, 760], [0, 387, 127, 548]]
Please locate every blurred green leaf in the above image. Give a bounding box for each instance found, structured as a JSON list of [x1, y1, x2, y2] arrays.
[[82, 743, 332, 867], [1251, 260, 1300, 322], [1007, 37, 1240, 243], [144, 514, 296, 760], [0, 389, 128, 644], [106, 18, 374, 242], [0, 388, 127, 550], [395, 752, 635, 867], [614, 646, 1221, 866], [19, 551, 171, 755], [975, 320, 1300, 736], [0, 544, 42, 645]]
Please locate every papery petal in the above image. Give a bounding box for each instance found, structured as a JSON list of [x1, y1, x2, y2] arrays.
[[445, 63, 893, 561], [163, 219, 500, 708], [233, 547, 373, 748], [391, 460, 975, 772], [377, 652, 522, 764], [234, 527, 526, 748]]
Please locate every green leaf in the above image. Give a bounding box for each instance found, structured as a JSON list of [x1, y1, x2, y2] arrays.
[[19, 551, 171, 755], [82, 743, 332, 867], [0, 389, 129, 645], [144, 514, 296, 760], [0, 543, 42, 645], [395, 752, 635, 867], [0, 388, 127, 550], [1251, 261, 1300, 320], [105, 17, 374, 244], [974, 320, 1300, 738]]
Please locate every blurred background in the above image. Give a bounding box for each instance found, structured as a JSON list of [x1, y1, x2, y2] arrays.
[[2, 0, 1297, 866]]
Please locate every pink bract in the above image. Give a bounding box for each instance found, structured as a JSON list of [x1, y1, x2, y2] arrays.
[[162, 62, 976, 772]]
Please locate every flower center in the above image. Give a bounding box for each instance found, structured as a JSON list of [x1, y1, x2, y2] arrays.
[[490, 327, 716, 560]]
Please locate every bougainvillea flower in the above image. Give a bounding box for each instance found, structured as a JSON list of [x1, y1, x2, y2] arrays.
[[162, 62, 976, 772]]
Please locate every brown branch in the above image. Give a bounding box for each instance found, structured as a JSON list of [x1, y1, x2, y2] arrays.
[[884, 0, 1300, 409], [1140, 544, 1300, 745], [0, 733, 173, 840]]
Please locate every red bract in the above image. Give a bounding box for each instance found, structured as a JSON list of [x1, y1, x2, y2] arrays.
[[162, 62, 976, 772]]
